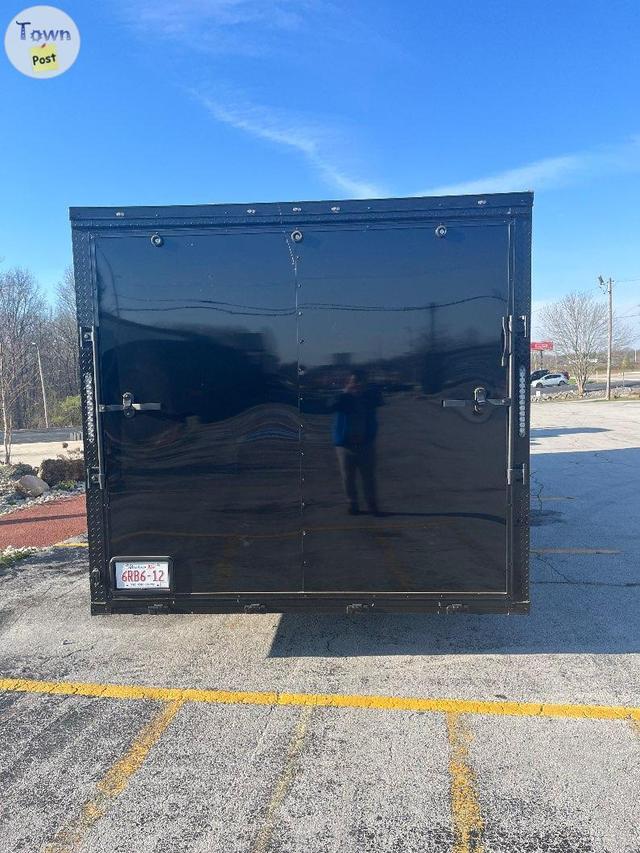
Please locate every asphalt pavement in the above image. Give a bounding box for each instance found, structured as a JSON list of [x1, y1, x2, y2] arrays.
[[0, 401, 638, 852]]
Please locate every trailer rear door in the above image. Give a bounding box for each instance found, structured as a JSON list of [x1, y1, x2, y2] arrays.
[[296, 221, 511, 593], [73, 194, 530, 612]]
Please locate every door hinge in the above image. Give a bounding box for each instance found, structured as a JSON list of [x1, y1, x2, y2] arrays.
[[244, 603, 267, 614], [80, 326, 95, 349], [507, 463, 528, 485], [444, 602, 469, 613], [518, 314, 528, 338], [88, 466, 105, 489], [346, 602, 374, 615]]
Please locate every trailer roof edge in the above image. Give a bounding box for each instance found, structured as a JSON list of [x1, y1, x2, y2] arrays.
[[69, 192, 533, 222]]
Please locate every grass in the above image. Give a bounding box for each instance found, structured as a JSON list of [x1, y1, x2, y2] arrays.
[[0, 547, 37, 569], [53, 480, 78, 491]]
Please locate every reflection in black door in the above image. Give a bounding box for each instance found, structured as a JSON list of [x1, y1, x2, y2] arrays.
[[297, 223, 510, 593], [95, 221, 511, 598], [96, 231, 302, 593]]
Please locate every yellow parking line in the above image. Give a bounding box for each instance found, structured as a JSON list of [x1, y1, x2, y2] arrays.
[[42, 699, 183, 852], [252, 706, 313, 853], [446, 713, 485, 853], [2, 676, 638, 722]]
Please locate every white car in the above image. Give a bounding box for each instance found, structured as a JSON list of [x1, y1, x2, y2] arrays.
[[531, 373, 569, 388]]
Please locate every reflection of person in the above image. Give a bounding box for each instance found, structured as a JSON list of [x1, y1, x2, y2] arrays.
[[330, 370, 384, 515]]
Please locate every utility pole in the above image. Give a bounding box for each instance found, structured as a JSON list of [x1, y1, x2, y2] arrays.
[[598, 276, 613, 401], [31, 342, 49, 428]]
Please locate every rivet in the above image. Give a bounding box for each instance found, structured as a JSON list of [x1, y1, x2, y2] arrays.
[[150, 234, 164, 247], [435, 224, 447, 238], [291, 229, 303, 243]]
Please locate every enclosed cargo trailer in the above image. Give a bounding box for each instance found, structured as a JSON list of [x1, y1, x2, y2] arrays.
[[70, 193, 532, 615]]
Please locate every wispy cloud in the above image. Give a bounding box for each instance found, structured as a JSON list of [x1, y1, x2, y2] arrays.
[[118, 1, 385, 196], [194, 92, 383, 198], [123, 0, 307, 56], [120, 0, 397, 59], [419, 137, 640, 196]]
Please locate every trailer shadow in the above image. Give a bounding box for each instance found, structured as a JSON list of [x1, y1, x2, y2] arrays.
[[269, 445, 639, 657], [530, 427, 610, 437], [268, 587, 639, 657]]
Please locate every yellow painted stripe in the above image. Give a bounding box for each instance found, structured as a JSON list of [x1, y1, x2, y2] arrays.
[[446, 713, 485, 852], [54, 541, 88, 548], [252, 706, 313, 853], [2, 676, 638, 722], [42, 699, 183, 852]]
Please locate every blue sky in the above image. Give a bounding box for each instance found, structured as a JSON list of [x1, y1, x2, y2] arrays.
[[1, 0, 639, 336]]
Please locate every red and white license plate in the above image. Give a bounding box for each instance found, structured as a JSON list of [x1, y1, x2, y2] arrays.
[[114, 560, 170, 590]]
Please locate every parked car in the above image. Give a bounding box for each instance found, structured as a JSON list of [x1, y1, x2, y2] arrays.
[[532, 372, 569, 388], [530, 369, 549, 382]]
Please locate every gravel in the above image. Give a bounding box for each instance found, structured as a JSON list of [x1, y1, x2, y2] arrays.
[[0, 481, 85, 517]]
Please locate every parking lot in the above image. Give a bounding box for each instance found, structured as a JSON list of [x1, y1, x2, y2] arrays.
[[1, 401, 638, 853]]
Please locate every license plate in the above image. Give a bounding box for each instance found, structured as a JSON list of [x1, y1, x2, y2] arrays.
[[114, 560, 170, 590]]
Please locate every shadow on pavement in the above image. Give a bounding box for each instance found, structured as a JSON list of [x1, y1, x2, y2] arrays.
[[270, 445, 638, 658], [268, 588, 639, 657], [530, 427, 610, 437]]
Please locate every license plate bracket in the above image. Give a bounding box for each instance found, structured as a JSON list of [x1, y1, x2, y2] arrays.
[[111, 557, 173, 593]]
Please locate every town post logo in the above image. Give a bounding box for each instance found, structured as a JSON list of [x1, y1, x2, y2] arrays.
[[4, 6, 80, 78]]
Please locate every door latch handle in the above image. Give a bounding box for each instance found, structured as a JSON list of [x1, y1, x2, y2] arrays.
[[99, 392, 162, 418], [442, 388, 510, 413], [474, 386, 487, 408], [501, 315, 511, 367]]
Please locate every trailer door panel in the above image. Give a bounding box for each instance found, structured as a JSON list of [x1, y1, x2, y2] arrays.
[[297, 222, 511, 593], [94, 230, 303, 594]]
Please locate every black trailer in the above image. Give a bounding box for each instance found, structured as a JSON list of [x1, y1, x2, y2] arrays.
[[70, 193, 532, 615]]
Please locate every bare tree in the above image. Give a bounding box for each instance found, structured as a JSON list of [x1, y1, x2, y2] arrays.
[[0, 268, 46, 463], [540, 291, 630, 395], [47, 266, 79, 400]]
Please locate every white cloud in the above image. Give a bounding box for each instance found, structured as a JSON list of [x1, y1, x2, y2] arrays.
[[120, 0, 397, 58], [419, 137, 640, 196], [118, 1, 384, 196], [194, 93, 383, 198], [122, 0, 306, 53]]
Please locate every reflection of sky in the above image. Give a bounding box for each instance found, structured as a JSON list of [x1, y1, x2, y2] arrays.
[[96, 223, 509, 369]]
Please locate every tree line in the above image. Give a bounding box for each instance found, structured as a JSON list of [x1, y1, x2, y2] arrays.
[[0, 266, 79, 463]]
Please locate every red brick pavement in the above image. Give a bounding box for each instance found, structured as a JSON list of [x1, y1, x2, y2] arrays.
[[0, 494, 87, 548]]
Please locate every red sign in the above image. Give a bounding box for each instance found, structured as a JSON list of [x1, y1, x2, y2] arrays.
[[531, 341, 553, 351]]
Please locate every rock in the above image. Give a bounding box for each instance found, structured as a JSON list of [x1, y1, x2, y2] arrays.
[[16, 475, 50, 497], [39, 457, 85, 486]]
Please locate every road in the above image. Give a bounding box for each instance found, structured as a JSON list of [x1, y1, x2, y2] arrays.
[[0, 401, 638, 852], [0, 428, 81, 445], [531, 377, 640, 396]]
